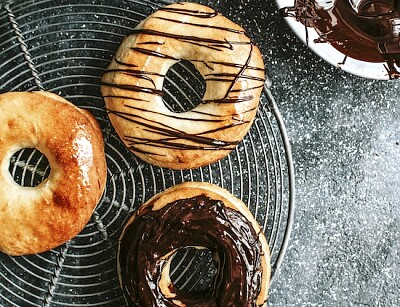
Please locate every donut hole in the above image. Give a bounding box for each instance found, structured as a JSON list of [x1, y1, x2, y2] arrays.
[[162, 60, 206, 113], [169, 247, 217, 295], [8, 148, 51, 187]]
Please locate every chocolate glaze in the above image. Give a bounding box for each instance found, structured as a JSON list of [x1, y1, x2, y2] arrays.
[[119, 195, 264, 307], [280, 0, 400, 78]]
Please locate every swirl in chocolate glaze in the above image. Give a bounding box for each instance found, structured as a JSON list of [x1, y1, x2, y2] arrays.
[[280, 0, 400, 78], [118, 195, 265, 307], [101, 2, 265, 167]]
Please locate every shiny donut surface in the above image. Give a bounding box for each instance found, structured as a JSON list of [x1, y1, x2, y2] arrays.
[[0, 92, 107, 255], [118, 182, 271, 306], [101, 2, 265, 169]]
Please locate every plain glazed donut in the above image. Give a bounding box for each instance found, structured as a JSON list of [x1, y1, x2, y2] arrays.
[[101, 2, 265, 169], [0, 92, 107, 256], [118, 181, 271, 306]]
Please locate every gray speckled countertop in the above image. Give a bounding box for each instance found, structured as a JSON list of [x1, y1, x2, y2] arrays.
[[207, 0, 400, 305]]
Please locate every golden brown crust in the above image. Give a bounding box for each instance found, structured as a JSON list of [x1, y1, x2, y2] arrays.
[[102, 2, 265, 170], [118, 181, 271, 305], [0, 91, 107, 256]]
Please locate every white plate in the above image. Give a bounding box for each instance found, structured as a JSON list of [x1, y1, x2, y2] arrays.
[[275, 0, 394, 80]]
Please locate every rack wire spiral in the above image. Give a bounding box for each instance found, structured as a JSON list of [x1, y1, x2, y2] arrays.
[[0, 0, 294, 305]]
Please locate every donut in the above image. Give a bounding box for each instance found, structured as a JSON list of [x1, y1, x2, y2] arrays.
[[0, 92, 107, 256], [101, 2, 265, 169], [118, 181, 271, 306]]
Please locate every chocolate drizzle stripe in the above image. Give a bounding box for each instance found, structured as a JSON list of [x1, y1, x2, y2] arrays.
[[191, 121, 248, 137], [209, 60, 264, 71], [112, 58, 263, 75], [123, 105, 226, 123], [125, 136, 236, 151], [140, 121, 247, 142], [115, 107, 248, 144], [101, 81, 163, 96], [152, 16, 246, 34], [108, 109, 243, 150], [179, 40, 226, 51], [225, 43, 254, 97], [131, 29, 249, 47], [138, 41, 165, 45], [230, 84, 264, 93], [158, 6, 218, 18], [108, 109, 184, 135], [192, 106, 258, 117], [205, 78, 237, 82], [202, 95, 254, 104], [104, 69, 160, 88], [106, 96, 254, 121], [128, 145, 165, 156], [106, 68, 164, 77], [136, 121, 246, 146], [205, 72, 265, 82], [191, 110, 231, 117], [130, 47, 180, 60], [189, 59, 214, 70]]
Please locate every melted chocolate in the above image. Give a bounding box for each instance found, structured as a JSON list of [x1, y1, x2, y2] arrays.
[[280, 0, 400, 78], [119, 195, 264, 307]]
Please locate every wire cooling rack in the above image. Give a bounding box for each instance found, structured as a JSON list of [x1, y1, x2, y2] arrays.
[[0, 0, 295, 305]]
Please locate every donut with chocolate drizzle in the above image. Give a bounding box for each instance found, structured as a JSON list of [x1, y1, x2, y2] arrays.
[[117, 182, 271, 306], [101, 2, 265, 169]]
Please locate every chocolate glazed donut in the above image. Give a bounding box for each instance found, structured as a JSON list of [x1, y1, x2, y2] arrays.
[[101, 2, 265, 169], [118, 182, 271, 307]]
